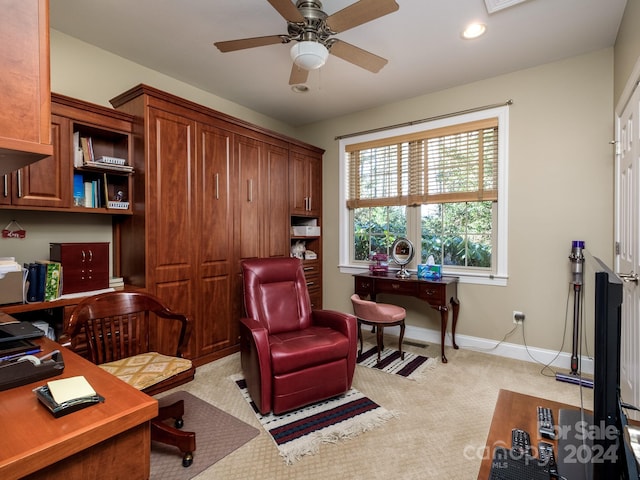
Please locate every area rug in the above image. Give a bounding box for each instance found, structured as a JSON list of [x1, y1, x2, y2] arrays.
[[150, 391, 260, 480], [356, 344, 436, 380], [231, 375, 397, 465]]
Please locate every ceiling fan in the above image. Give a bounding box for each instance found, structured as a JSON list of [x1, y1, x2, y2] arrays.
[[214, 0, 399, 85]]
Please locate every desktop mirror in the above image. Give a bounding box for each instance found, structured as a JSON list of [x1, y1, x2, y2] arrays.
[[391, 237, 414, 278]]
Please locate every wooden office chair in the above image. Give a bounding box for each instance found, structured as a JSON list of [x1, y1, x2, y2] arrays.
[[65, 291, 196, 467], [350, 294, 406, 365]]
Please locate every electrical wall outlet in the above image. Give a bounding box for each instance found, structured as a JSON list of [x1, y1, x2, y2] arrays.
[[513, 311, 525, 324]]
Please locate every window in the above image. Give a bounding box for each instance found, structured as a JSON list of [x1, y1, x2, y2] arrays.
[[339, 106, 509, 285]]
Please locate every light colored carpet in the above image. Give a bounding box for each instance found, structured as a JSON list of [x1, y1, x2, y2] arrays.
[[159, 332, 593, 480]]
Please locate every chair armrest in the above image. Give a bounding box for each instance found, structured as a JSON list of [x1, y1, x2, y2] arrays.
[[312, 309, 358, 384], [239, 317, 273, 414], [312, 309, 357, 341]]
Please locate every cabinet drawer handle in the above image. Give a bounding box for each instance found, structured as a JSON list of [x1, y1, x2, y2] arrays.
[[391, 283, 400, 289], [16, 170, 22, 198], [306, 281, 315, 286], [360, 282, 370, 289], [303, 266, 314, 271], [215, 173, 219, 200], [423, 289, 436, 296], [2, 175, 7, 198]]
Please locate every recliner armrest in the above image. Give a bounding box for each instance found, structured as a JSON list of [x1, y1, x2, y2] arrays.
[[312, 309, 358, 383], [312, 309, 357, 340], [239, 317, 273, 414]]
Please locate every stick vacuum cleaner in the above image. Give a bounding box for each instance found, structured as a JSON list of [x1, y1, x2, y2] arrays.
[[556, 240, 594, 388]]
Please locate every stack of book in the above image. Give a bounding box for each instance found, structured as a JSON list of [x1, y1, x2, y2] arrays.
[[24, 261, 62, 302]]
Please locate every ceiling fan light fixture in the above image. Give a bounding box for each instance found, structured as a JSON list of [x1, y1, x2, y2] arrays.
[[290, 41, 328, 70]]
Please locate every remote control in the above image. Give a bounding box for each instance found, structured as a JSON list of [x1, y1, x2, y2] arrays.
[[538, 441, 559, 479], [537, 405, 556, 439], [511, 428, 531, 455]]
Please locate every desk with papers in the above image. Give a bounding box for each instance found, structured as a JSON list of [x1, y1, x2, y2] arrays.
[[0, 336, 157, 480]]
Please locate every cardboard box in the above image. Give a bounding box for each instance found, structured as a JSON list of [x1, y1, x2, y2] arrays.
[[291, 226, 321, 236], [0, 270, 25, 305]]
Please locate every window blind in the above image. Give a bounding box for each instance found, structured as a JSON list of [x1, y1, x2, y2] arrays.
[[346, 118, 498, 209]]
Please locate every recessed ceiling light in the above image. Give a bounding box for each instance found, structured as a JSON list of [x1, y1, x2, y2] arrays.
[[291, 85, 309, 94], [462, 23, 487, 40]]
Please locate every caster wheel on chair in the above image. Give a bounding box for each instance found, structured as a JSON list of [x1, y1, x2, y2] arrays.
[[182, 452, 193, 467], [174, 418, 184, 429]]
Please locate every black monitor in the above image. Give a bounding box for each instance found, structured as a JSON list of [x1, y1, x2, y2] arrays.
[[557, 257, 639, 479]]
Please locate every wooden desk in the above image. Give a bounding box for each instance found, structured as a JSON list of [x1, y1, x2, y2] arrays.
[[0, 337, 157, 480], [353, 272, 459, 363], [477, 389, 569, 479]]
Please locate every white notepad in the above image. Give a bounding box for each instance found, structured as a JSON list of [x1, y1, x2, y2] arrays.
[[47, 376, 96, 404]]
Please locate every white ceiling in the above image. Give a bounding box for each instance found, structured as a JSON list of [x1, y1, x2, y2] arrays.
[[50, 0, 627, 127]]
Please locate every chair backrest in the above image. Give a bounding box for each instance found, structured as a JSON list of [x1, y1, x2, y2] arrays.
[[65, 291, 191, 365], [351, 293, 385, 322], [241, 257, 312, 334]]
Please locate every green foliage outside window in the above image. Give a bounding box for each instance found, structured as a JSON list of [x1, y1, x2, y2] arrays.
[[353, 201, 492, 268], [421, 201, 492, 267], [353, 206, 406, 260]]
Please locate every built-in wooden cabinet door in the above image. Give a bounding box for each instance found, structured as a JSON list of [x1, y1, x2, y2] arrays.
[[146, 107, 196, 356], [307, 153, 322, 216], [263, 143, 289, 259], [196, 122, 236, 355], [9, 114, 71, 208], [0, 0, 53, 171], [234, 135, 262, 263], [289, 149, 322, 216]]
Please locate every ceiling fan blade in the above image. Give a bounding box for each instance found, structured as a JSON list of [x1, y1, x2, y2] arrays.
[[326, 0, 399, 33], [267, 0, 305, 23], [329, 40, 388, 73], [289, 64, 310, 85], [214, 35, 285, 53]]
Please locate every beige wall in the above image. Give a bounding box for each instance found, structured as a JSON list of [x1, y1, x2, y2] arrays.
[[297, 49, 615, 353], [614, 0, 640, 106]]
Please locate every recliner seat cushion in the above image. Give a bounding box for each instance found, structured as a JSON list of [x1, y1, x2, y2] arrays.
[[269, 326, 350, 375]]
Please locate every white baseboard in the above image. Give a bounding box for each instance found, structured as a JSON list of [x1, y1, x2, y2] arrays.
[[382, 324, 594, 375]]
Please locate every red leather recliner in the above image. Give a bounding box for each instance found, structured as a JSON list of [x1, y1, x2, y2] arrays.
[[240, 257, 358, 415]]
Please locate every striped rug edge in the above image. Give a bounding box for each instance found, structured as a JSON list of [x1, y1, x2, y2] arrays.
[[230, 374, 398, 464]]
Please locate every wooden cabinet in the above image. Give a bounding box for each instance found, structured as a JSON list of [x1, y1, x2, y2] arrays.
[[196, 122, 235, 359], [111, 84, 324, 364], [0, 0, 53, 173], [111, 86, 238, 363], [0, 94, 134, 214], [290, 145, 323, 307], [289, 147, 322, 217], [0, 114, 71, 208], [50, 242, 110, 294], [234, 136, 289, 263]]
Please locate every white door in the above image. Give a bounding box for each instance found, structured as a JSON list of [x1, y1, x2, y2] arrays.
[[616, 82, 640, 418]]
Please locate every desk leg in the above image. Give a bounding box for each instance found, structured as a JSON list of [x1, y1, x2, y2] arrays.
[[439, 307, 449, 363], [451, 297, 460, 350]]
